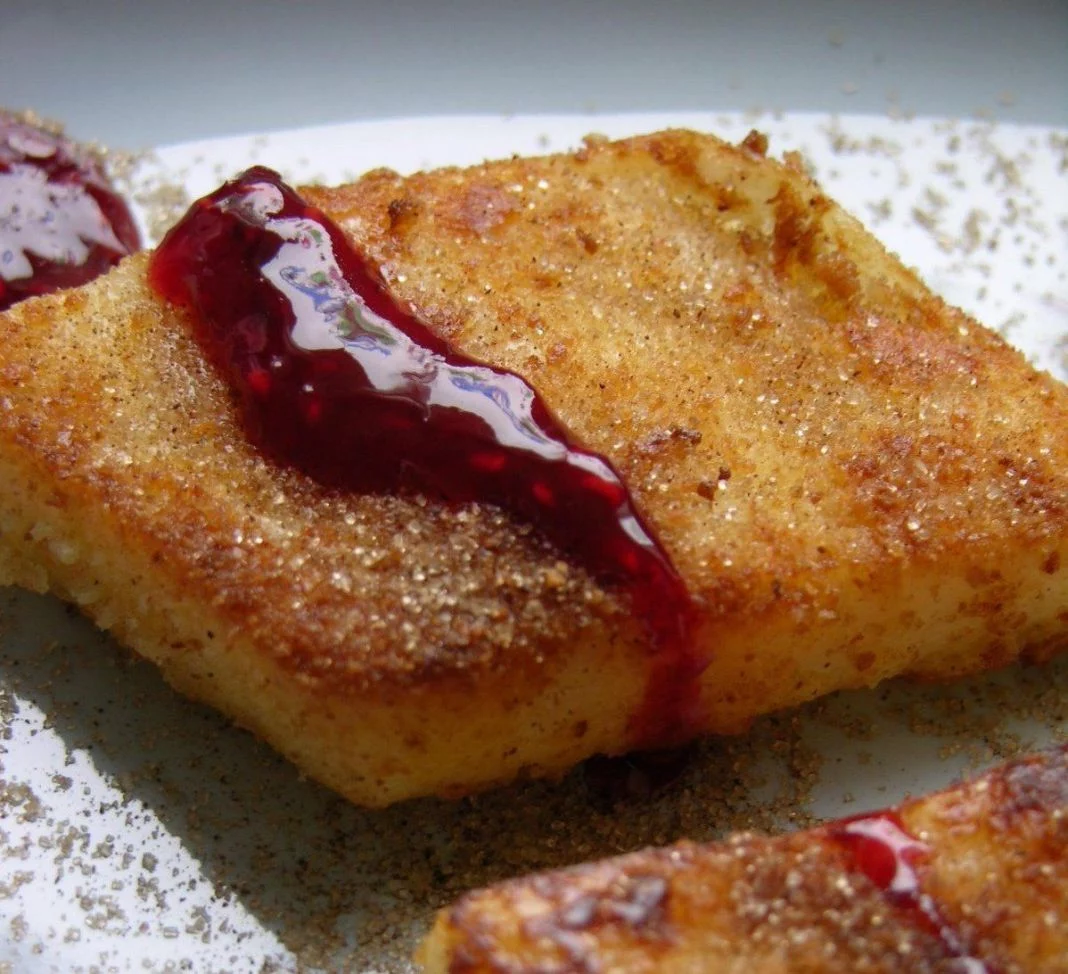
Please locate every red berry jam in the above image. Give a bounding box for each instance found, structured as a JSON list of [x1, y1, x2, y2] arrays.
[[0, 112, 141, 311], [827, 811, 992, 972], [148, 167, 703, 747]]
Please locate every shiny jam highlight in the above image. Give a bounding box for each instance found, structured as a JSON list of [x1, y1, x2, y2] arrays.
[[0, 113, 140, 310], [828, 812, 992, 972], [147, 167, 702, 746]]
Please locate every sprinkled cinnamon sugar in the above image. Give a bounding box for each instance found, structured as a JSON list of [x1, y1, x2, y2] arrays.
[[0, 110, 1065, 971], [1, 600, 1063, 969]]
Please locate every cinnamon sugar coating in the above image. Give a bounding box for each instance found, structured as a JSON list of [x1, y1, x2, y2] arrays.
[[419, 745, 1068, 972], [0, 130, 1064, 806]]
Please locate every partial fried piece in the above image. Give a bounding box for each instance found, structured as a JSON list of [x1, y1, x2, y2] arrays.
[[418, 745, 1068, 973], [0, 130, 1065, 807]]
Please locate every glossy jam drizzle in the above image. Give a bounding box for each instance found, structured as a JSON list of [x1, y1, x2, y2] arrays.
[[828, 812, 992, 973], [148, 167, 703, 746], [0, 113, 140, 311]]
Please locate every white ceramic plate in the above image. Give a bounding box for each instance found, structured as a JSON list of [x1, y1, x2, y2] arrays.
[[1, 112, 1065, 973]]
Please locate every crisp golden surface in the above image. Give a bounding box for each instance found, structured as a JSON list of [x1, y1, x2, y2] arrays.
[[316, 130, 1067, 730], [418, 745, 1068, 973], [0, 129, 1065, 806]]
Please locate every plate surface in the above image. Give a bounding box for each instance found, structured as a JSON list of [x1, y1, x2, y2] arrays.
[[1, 112, 1066, 973]]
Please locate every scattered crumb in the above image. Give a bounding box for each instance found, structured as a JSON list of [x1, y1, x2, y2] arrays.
[[0, 109, 1065, 971]]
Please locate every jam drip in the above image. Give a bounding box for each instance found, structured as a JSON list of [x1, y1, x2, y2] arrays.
[[828, 812, 993, 973], [0, 113, 140, 310], [148, 167, 702, 747]]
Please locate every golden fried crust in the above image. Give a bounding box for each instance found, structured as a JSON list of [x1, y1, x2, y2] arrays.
[[907, 749, 1068, 972], [0, 258, 646, 805], [417, 745, 1068, 972], [0, 129, 1065, 805], [306, 129, 1068, 727], [0, 269, 611, 687]]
